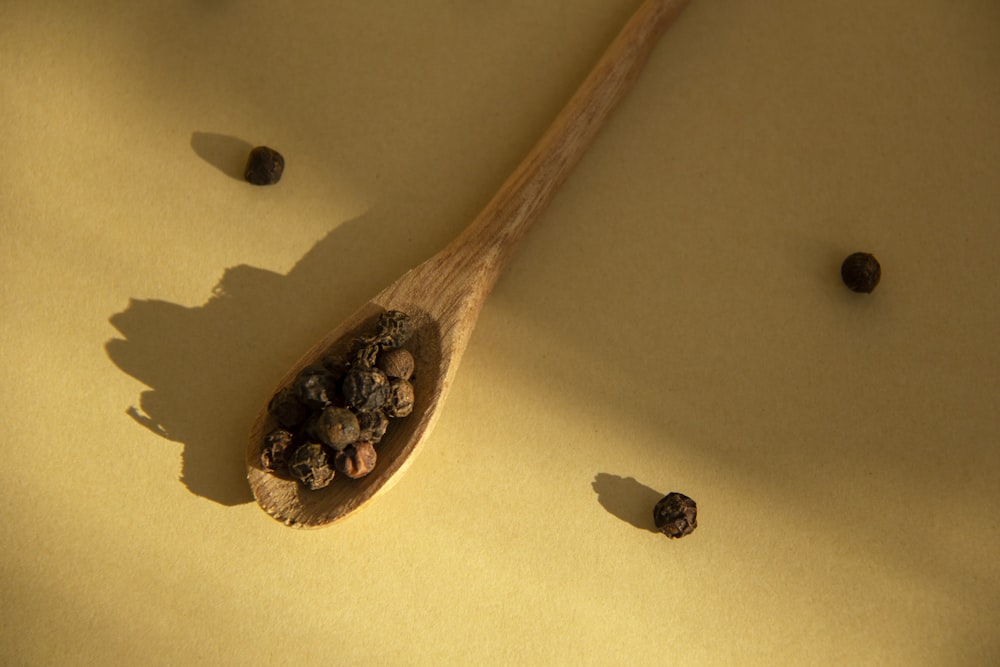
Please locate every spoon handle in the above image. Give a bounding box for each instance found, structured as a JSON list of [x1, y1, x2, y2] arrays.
[[249, 0, 694, 527], [443, 0, 692, 287]]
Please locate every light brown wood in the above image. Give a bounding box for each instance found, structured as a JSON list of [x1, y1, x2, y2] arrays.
[[247, 0, 693, 527]]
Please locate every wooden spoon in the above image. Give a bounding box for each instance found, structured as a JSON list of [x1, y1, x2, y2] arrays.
[[248, 0, 692, 527]]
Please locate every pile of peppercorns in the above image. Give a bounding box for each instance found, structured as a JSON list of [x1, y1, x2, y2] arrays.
[[260, 310, 416, 490]]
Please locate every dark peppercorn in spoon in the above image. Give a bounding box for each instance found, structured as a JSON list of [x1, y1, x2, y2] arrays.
[[247, 0, 694, 527]]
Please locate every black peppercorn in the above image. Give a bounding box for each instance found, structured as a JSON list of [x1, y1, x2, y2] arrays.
[[841, 252, 881, 293], [374, 310, 414, 349], [377, 348, 415, 380], [261, 428, 295, 472], [334, 441, 378, 479], [321, 355, 350, 381], [268, 385, 309, 429], [385, 378, 414, 418], [294, 365, 337, 409], [349, 337, 381, 369], [342, 367, 390, 412], [288, 443, 335, 490], [357, 409, 389, 444], [309, 406, 360, 451], [653, 492, 697, 538], [244, 146, 284, 185]]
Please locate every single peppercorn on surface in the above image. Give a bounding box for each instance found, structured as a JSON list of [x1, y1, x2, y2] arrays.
[[653, 492, 698, 538], [244, 146, 285, 185], [840, 252, 881, 293]]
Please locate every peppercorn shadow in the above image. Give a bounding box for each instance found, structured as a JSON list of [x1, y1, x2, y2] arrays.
[[106, 213, 408, 507], [591, 473, 664, 533], [190, 131, 254, 181]]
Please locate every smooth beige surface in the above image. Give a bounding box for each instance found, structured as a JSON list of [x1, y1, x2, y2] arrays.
[[2, 1, 998, 664]]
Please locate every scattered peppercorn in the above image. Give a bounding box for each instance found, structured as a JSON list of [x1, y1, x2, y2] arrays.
[[259, 310, 417, 488], [841, 252, 881, 293], [244, 146, 284, 185], [288, 443, 335, 490], [653, 492, 697, 538]]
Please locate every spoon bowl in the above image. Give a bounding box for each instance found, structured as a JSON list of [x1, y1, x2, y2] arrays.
[[248, 303, 445, 527], [248, 0, 693, 527]]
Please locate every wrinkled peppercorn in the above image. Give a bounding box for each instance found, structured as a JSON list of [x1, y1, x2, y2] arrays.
[[374, 310, 413, 349], [310, 406, 360, 451], [261, 428, 295, 472], [385, 378, 414, 418], [357, 409, 389, 444], [653, 492, 697, 538], [841, 252, 881, 293], [321, 355, 350, 380], [244, 146, 285, 185], [377, 348, 415, 380], [288, 443, 335, 490], [334, 441, 378, 479], [294, 365, 337, 408], [349, 337, 381, 369], [268, 385, 309, 429], [342, 367, 390, 412]]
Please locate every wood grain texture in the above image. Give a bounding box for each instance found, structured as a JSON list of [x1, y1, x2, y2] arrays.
[[247, 0, 692, 527]]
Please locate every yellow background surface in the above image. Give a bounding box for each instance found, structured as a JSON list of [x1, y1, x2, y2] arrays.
[[2, 1, 998, 664]]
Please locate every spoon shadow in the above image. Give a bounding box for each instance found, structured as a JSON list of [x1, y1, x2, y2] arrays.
[[591, 473, 663, 533], [105, 213, 401, 506]]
